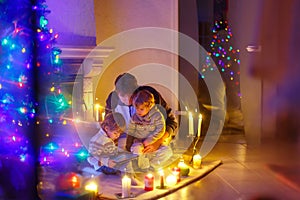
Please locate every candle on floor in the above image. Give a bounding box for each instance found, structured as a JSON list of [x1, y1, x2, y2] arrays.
[[188, 112, 194, 136], [172, 167, 181, 183], [84, 181, 98, 195], [70, 173, 81, 188], [197, 113, 202, 138], [144, 173, 154, 191], [165, 175, 177, 187], [193, 154, 202, 169], [158, 170, 165, 189], [122, 175, 131, 198], [58, 172, 82, 190], [178, 159, 190, 176]]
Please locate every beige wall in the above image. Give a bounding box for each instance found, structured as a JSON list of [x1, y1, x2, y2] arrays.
[[93, 0, 179, 110], [47, 0, 96, 45], [178, 0, 199, 98]]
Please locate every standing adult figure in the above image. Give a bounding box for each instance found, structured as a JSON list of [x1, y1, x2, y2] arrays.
[[105, 73, 178, 154]]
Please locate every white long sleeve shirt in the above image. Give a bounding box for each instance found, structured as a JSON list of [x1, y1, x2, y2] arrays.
[[87, 128, 118, 170]]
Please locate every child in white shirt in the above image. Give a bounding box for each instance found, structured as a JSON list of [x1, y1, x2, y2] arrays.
[[88, 112, 134, 175]]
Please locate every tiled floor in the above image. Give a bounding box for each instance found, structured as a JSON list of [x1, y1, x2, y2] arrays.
[[160, 135, 300, 200]]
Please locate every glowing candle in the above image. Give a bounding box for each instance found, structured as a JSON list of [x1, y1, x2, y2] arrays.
[[188, 112, 194, 136], [193, 154, 202, 169], [159, 170, 165, 189], [144, 173, 154, 191], [197, 114, 202, 137], [166, 175, 177, 186], [172, 167, 181, 183], [122, 175, 131, 198], [95, 104, 100, 122], [58, 172, 81, 190], [101, 112, 105, 121], [84, 181, 98, 195], [71, 174, 80, 188]]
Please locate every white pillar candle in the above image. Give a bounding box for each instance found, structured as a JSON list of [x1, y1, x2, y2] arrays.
[[193, 154, 202, 169], [197, 114, 202, 137], [122, 175, 131, 198], [188, 112, 194, 136]]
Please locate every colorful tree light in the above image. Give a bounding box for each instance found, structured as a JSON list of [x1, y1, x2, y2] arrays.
[[202, 20, 242, 110]]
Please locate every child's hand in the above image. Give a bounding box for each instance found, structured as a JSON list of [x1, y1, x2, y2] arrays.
[[108, 159, 117, 168], [142, 140, 149, 146], [131, 143, 144, 154], [143, 139, 161, 153]]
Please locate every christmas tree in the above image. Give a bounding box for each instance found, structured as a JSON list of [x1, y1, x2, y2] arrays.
[[0, 0, 38, 198], [0, 0, 89, 198], [34, 1, 89, 197], [34, 0, 88, 169], [202, 20, 241, 111]]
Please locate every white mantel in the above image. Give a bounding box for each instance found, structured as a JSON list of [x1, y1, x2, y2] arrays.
[[58, 45, 114, 121]]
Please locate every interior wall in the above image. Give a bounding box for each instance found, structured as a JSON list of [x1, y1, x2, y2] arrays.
[[257, 0, 300, 141], [47, 0, 96, 46], [228, 0, 263, 144], [229, 0, 299, 143], [178, 0, 199, 100], [93, 0, 179, 111]]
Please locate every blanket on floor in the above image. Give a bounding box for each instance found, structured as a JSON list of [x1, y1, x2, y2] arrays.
[[81, 160, 222, 200]]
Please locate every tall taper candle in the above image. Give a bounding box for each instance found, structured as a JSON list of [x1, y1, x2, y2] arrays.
[[197, 114, 202, 137], [101, 112, 105, 122], [188, 112, 194, 136], [95, 104, 100, 122]]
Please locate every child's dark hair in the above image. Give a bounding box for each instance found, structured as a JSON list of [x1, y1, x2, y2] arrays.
[[115, 73, 138, 95], [132, 90, 155, 108], [101, 112, 125, 132]]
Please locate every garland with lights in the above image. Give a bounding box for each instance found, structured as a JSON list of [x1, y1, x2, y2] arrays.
[[0, 0, 38, 198], [0, 0, 36, 162], [33, 0, 88, 168]]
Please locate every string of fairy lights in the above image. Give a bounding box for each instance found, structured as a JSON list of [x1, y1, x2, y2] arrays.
[[201, 20, 241, 97], [34, 0, 88, 165], [0, 0, 88, 166], [0, 0, 36, 160]]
